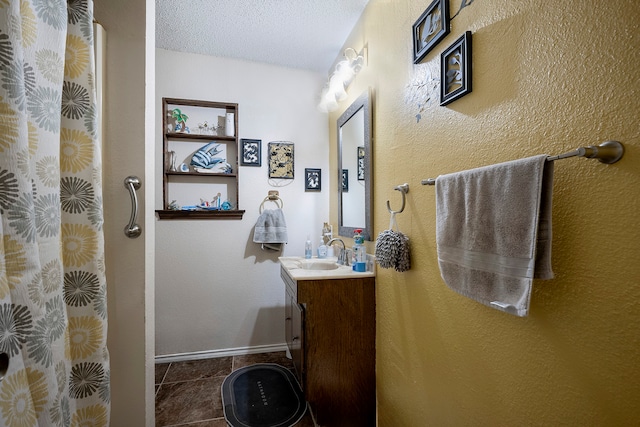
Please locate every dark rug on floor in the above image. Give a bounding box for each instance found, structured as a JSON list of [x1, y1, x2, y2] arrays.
[[222, 363, 307, 427]]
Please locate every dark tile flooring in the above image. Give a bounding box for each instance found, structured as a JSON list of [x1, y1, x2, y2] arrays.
[[155, 351, 316, 427]]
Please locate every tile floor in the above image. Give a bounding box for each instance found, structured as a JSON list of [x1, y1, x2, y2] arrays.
[[155, 351, 316, 427]]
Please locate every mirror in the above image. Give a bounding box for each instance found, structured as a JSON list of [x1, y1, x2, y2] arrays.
[[338, 90, 372, 240]]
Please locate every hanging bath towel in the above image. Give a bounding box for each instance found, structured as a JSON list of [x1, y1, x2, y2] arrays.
[[375, 212, 411, 272], [435, 155, 554, 317], [253, 208, 288, 251]]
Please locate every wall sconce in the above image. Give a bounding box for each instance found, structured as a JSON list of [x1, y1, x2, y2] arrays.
[[318, 47, 365, 112]]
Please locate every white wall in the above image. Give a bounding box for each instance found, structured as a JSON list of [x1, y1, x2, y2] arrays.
[[155, 49, 330, 357]]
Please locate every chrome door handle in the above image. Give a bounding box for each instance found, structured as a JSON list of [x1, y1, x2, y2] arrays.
[[124, 176, 142, 238]]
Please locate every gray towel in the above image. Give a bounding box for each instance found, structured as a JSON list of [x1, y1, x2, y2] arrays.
[[435, 155, 554, 317], [253, 209, 288, 250]]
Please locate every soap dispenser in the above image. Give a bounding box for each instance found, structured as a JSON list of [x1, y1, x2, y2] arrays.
[[352, 229, 366, 272], [317, 238, 327, 259]]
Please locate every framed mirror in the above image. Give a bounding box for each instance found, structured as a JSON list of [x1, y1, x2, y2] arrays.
[[338, 90, 372, 240]]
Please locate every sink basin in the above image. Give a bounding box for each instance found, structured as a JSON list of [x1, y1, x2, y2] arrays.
[[297, 260, 339, 270], [279, 256, 374, 280]]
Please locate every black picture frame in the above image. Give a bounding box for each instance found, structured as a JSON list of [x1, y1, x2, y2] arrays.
[[305, 168, 321, 191], [342, 169, 349, 192], [413, 0, 450, 64], [440, 31, 472, 106], [240, 138, 261, 166], [268, 141, 294, 179], [357, 146, 365, 181]]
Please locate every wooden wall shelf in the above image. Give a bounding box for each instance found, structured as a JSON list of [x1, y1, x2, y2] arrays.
[[159, 97, 243, 220], [155, 209, 245, 220]]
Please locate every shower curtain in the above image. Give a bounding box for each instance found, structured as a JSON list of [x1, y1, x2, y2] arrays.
[[0, 1, 110, 426]]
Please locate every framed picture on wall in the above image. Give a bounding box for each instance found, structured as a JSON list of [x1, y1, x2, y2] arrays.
[[240, 138, 261, 166], [357, 146, 365, 181], [342, 169, 349, 192], [268, 141, 294, 179], [305, 168, 321, 191], [440, 31, 472, 106], [413, 0, 450, 64]]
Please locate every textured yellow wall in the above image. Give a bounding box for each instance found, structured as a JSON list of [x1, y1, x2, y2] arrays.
[[329, 0, 640, 424]]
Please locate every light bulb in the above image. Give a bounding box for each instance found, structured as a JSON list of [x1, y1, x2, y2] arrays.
[[320, 87, 338, 112], [351, 55, 364, 74], [329, 74, 347, 101], [344, 48, 358, 61]]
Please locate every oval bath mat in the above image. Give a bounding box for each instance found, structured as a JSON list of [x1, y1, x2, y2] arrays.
[[221, 363, 306, 427]]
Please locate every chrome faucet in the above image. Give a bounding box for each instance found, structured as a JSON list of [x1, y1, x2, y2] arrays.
[[328, 238, 349, 266]]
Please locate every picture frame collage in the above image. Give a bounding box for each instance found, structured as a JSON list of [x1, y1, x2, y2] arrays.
[[412, 0, 472, 105], [240, 139, 326, 192]]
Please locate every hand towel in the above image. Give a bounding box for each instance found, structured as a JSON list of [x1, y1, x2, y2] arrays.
[[435, 154, 554, 316], [253, 208, 288, 251]]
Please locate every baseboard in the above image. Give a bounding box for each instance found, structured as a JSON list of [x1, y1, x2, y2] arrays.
[[155, 343, 288, 364]]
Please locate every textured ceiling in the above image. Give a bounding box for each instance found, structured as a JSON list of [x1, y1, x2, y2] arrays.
[[156, 0, 370, 74]]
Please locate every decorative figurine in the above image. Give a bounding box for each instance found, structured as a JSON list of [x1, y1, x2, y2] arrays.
[[196, 193, 224, 210], [197, 121, 220, 135], [171, 108, 189, 133], [169, 150, 177, 171], [190, 142, 225, 169]]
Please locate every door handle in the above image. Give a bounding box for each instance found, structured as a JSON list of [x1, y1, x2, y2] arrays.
[[0, 352, 8, 383], [124, 176, 142, 238]]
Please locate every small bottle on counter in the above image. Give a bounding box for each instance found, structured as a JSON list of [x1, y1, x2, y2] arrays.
[[305, 235, 312, 259], [352, 229, 366, 272]]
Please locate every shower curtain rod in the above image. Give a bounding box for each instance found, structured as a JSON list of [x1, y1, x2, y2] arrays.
[[420, 140, 624, 186]]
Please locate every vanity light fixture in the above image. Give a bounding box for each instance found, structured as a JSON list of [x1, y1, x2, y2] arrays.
[[318, 47, 365, 112]]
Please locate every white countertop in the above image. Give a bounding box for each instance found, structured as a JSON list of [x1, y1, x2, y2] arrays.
[[279, 256, 376, 280]]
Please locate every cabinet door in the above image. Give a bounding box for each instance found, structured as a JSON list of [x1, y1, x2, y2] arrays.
[[291, 303, 305, 384], [290, 301, 304, 388], [285, 290, 293, 347]]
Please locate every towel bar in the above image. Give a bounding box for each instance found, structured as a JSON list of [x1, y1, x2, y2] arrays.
[[421, 140, 624, 185]]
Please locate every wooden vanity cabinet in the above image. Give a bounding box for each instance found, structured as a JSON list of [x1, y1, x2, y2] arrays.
[[281, 267, 376, 427]]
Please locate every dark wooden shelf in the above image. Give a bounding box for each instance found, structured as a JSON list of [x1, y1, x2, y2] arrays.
[[165, 132, 236, 142], [155, 209, 245, 220], [165, 171, 237, 177]]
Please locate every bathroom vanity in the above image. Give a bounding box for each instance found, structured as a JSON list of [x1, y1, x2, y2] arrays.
[[279, 257, 375, 426]]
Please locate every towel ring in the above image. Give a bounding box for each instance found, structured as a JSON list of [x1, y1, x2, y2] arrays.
[[259, 196, 283, 213], [386, 183, 409, 214]]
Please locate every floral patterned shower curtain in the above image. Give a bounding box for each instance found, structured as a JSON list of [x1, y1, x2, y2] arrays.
[[0, 0, 110, 426]]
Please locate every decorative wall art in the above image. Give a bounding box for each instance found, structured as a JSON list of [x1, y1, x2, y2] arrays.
[[413, 0, 450, 64], [357, 146, 365, 181], [440, 31, 472, 106], [342, 169, 349, 192], [305, 168, 321, 191], [268, 142, 294, 179], [240, 138, 262, 166]]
